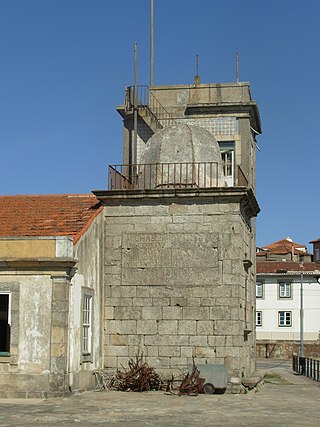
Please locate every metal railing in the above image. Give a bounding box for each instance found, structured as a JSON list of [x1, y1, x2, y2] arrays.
[[125, 85, 176, 128], [108, 162, 221, 191], [292, 354, 320, 382]]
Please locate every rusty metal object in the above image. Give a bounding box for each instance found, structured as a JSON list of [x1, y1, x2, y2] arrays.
[[115, 352, 163, 392], [178, 358, 205, 396]]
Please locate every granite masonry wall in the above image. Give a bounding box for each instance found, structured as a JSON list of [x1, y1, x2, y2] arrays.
[[103, 193, 256, 383]]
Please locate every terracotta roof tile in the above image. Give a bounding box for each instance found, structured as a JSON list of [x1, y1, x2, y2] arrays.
[[257, 238, 311, 257], [0, 194, 102, 243], [257, 261, 320, 274]]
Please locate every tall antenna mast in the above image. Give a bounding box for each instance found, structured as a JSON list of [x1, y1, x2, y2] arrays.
[[236, 51, 239, 83], [150, 0, 154, 86], [133, 42, 138, 174], [194, 53, 200, 85]]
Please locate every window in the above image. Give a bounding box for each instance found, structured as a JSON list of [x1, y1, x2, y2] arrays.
[[315, 248, 320, 262], [218, 141, 235, 186], [256, 281, 264, 298], [278, 311, 292, 327], [0, 293, 11, 355], [256, 311, 262, 327], [279, 281, 291, 298], [82, 294, 92, 356]]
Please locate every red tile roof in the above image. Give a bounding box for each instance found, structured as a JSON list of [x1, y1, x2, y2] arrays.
[[257, 261, 320, 274], [0, 194, 102, 244], [257, 238, 310, 257]]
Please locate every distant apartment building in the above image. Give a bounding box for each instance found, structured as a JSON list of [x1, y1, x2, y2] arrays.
[[256, 237, 320, 358]]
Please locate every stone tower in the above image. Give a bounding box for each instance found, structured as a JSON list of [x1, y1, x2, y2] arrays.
[[94, 80, 261, 391]]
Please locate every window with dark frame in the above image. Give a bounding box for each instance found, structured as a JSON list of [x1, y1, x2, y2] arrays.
[[278, 311, 292, 327], [256, 311, 262, 326], [0, 294, 10, 354]]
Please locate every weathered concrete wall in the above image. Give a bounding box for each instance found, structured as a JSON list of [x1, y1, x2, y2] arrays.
[[69, 211, 104, 391], [0, 237, 75, 397], [0, 238, 56, 258], [103, 194, 256, 384], [0, 274, 61, 397]]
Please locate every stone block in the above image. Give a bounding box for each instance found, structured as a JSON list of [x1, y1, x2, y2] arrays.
[[171, 248, 218, 268], [109, 334, 128, 346], [104, 306, 114, 319], [127, 334, 144, 346], [216, 347, 241, 358], [163, 306, 183, 320], [110, 285, 137, 298], [114, 306, 142, 320], [51, 310, 67, 327], [181, 346, 193, 358], [142, 306, 162, 320], [195, 346, 217, 358], [186, 297, 201, 306], [197, 320, 214, 335], [207, 285, 232, 298], [216, 297, 239, 307], [132, 298, 152, 307], [172, 215, 203, 224], [189, 336, 208, 346], [136, 286, 151, 297], [169, 357, 188, 367], [152, 297, 170, 306], [170, 297, 187, 307], [232, 336, 244, 347], [158, 320, 177, 335], [106, 320, 136, 335], [178, 320, 196, 335], [145, 346, 158, 357], [183, 307, 209, 320], [106, 224, 134, 235], [52, 283, 68, 301], [51, 326, 66, 344], [214, 320, 241, 336], [105, 345, 128, 357], [209, 306, 231, 320], [105, 274, 121, 286], [144, 335, 189, 346], [209, 335, 233, 347], [136, 320, 157, 335], [147, 356, 171, 367], [150, 216, 172, 224], [106, 297, 133, 307], [158, 346, 181, 357], [51, 343, 65, 358]]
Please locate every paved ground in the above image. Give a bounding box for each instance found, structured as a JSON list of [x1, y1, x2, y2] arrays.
[[0, 360, 319, 426]]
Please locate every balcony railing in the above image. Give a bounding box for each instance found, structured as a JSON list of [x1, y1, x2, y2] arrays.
[[108, 162, 223, 191], [125, 85, 176, 128]]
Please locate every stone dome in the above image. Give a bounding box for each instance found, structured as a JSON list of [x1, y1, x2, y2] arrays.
[[139, 124, 225, 189]]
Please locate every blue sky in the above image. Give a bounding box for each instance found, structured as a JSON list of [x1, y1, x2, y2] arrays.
[[0, 0, 319, 249]]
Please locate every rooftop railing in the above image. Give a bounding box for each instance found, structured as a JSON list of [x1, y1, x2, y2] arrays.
[[108, 162, 223, 191], [125, 85, 176, 128]]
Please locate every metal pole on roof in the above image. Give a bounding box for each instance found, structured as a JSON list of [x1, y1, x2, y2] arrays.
[[133, 42, 138, 177], [236, 51, 239, 83], [150, 0, 154, 87]]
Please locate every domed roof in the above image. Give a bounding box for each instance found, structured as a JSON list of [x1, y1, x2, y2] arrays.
[[139, 124, 225, 189], [141, 124, 222, 165]]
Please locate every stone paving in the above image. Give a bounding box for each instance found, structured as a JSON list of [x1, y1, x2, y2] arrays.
[[0, 362, 319, 426]]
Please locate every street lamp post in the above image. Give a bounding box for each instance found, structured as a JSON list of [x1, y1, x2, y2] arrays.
[[300, 270, 304, 358]]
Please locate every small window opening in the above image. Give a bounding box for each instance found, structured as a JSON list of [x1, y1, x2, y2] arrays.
[[0, 294, 10, 355]]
